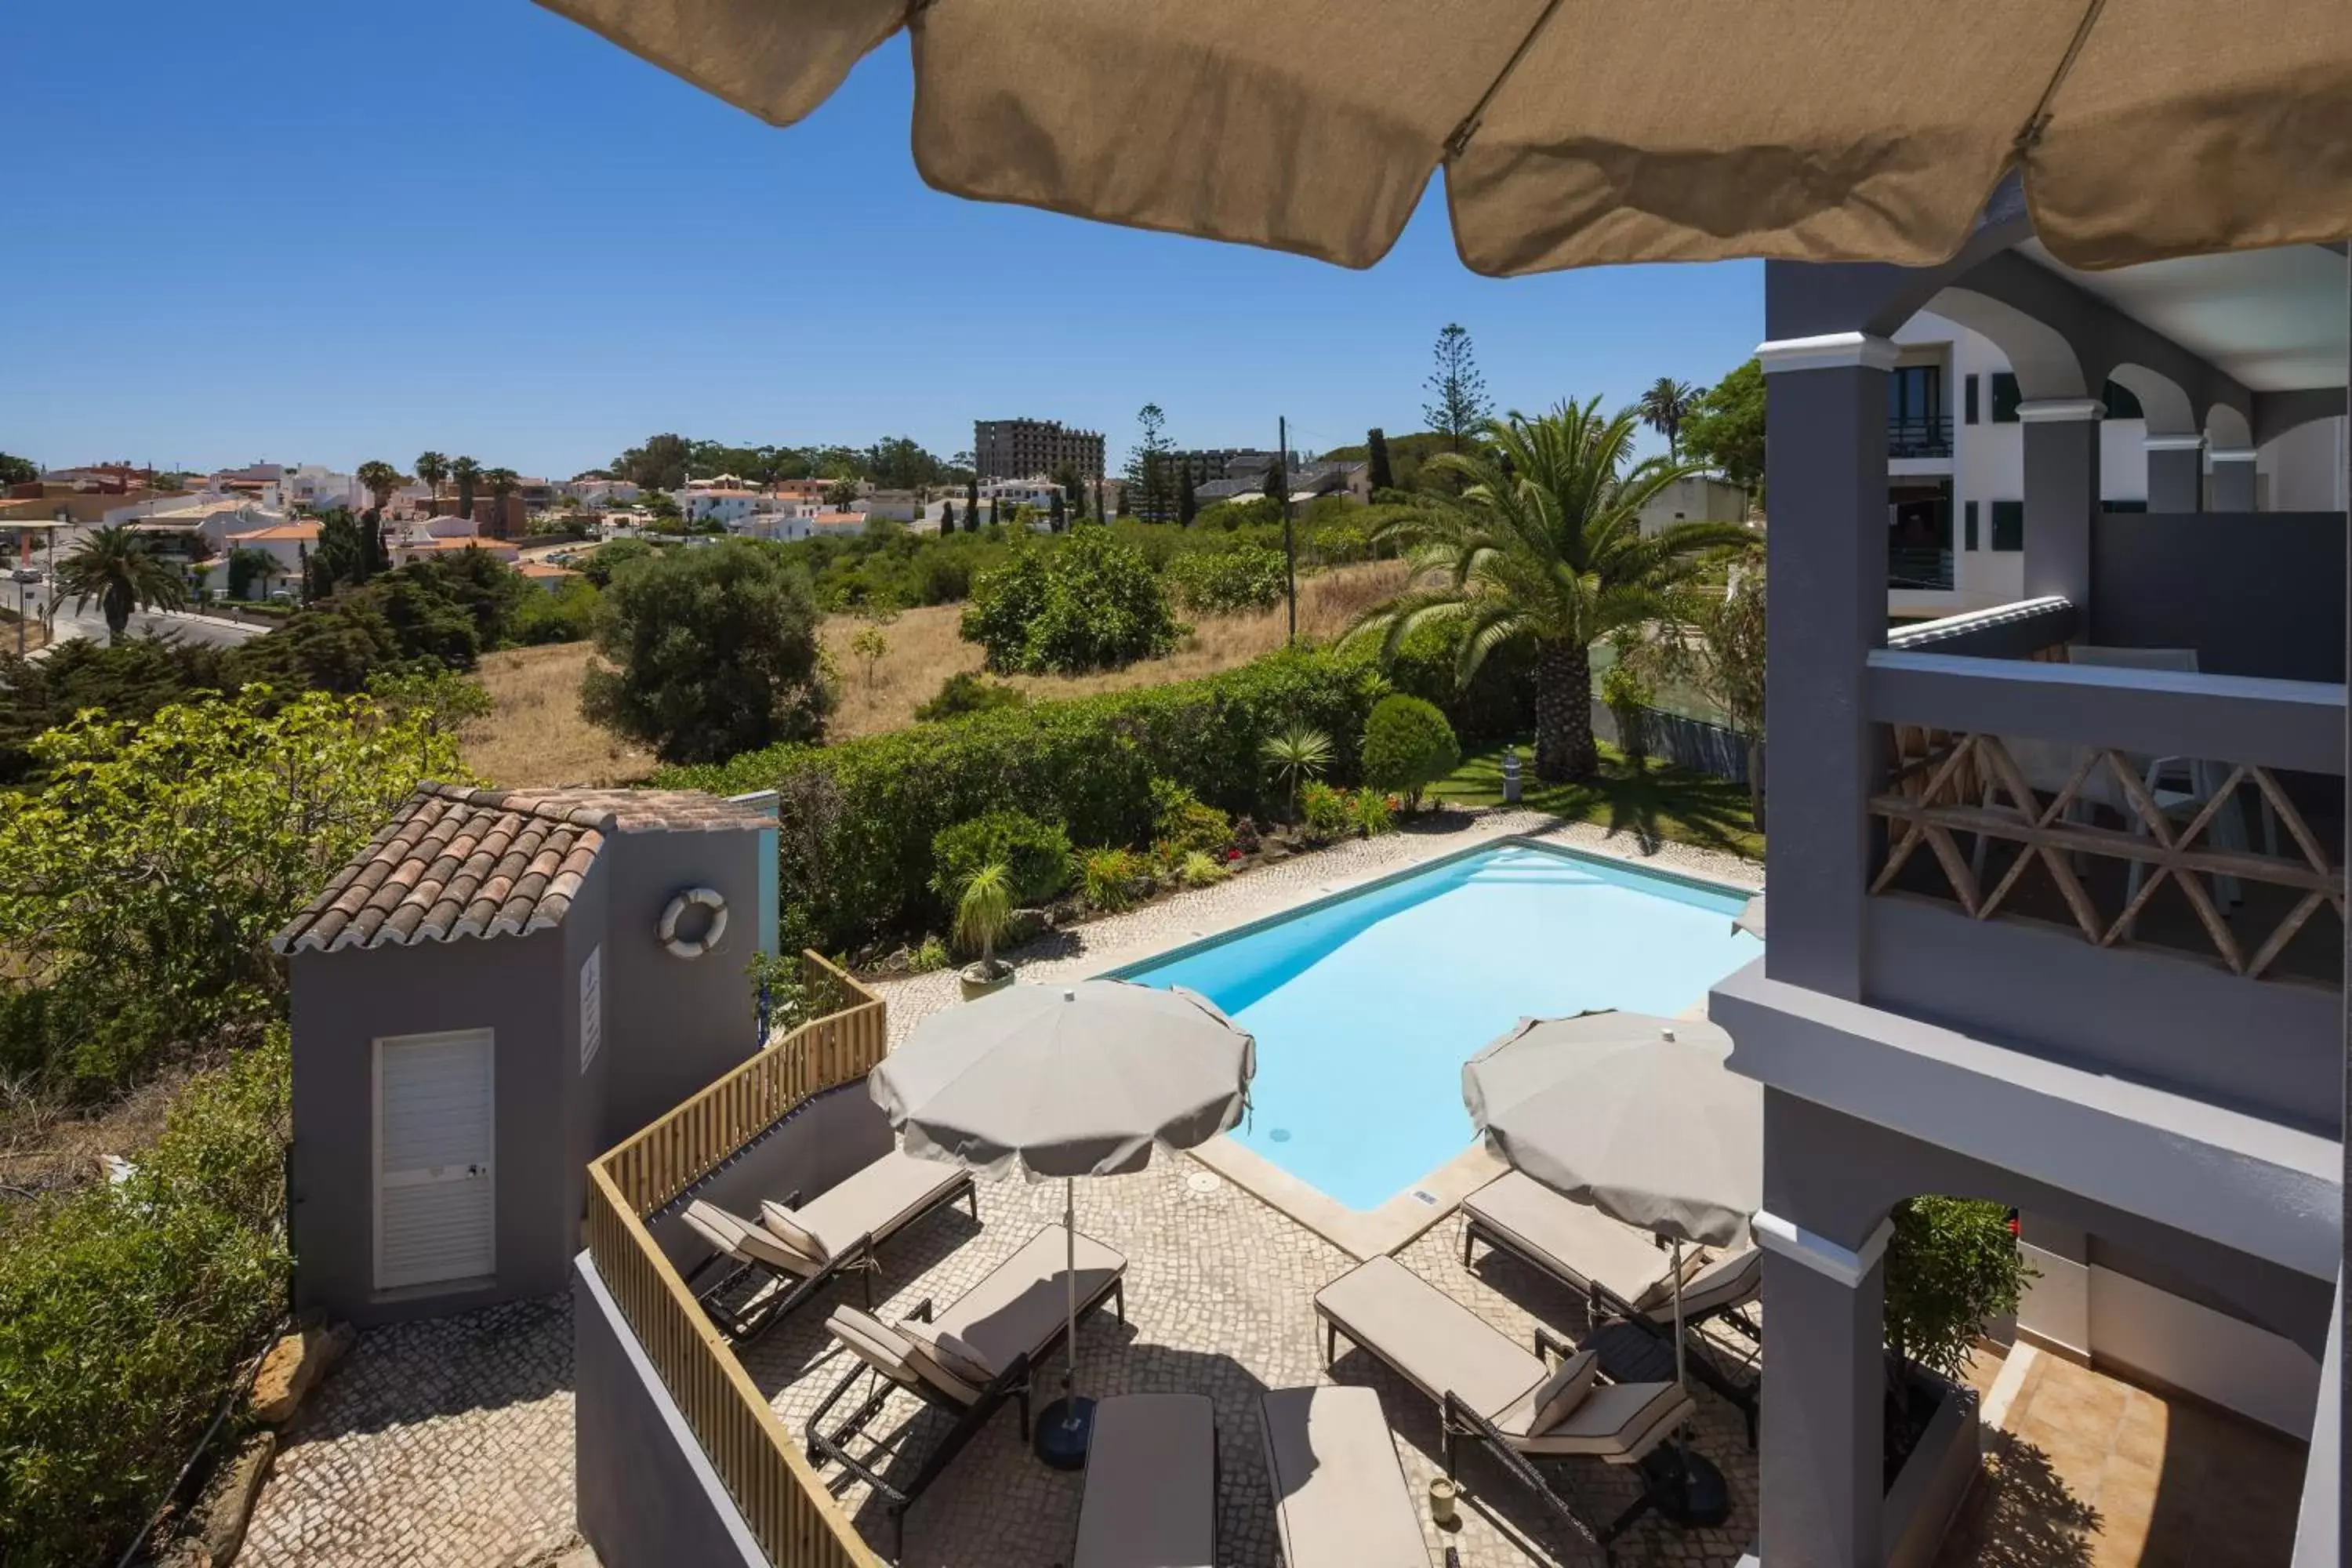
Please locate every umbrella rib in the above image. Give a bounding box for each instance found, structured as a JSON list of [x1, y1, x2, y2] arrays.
[[2011, 0, 2110, 156], [1442, 0, 1568, 161]]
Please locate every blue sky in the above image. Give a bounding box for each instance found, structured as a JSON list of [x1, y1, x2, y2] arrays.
[[2, 0, 1761, 478]]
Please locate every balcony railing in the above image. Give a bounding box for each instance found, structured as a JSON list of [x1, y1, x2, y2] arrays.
[[1888, 545, 1955, 593], [1866, 648, 2346, 982], [1888, 415, 1954, 459], [584, 953, 889, 1568]]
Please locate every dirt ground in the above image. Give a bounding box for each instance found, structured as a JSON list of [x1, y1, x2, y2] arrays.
[[462, 562, 1406, 788]]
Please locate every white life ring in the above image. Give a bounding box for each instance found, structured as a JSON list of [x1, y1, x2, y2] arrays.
[[659, 887, 729, 959]]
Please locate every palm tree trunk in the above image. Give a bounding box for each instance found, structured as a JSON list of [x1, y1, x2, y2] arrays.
[[1534, 639, 1599, 783]]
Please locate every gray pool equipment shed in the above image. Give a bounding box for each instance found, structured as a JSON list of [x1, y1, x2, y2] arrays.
[[274, 783, 778, 1325]]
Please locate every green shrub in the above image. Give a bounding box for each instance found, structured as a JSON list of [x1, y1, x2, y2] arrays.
[[1349, 788, 1397, 837], [1149, 777, 1231, 855], [1178, 849, 1232, 887], [960, 530, 1185, 674], [1600, 659, 1655, 763], [509, 577, 601, 645], [1383, 615, 1535, 742], [1883, 1196, 2031, 1381], [0, 1033, 292, 1566], [910, 935, 950, 973], [1076, 847, 1149, 913], [930, 810, 1073, 908], [662, 643, 1381, 946], [916, 670, 1027, 723], [1359, 694, 1461, 809], [1163, 545, 1287, 615], [581, 539, 833, 765], [1298, 779, 1352, 843]]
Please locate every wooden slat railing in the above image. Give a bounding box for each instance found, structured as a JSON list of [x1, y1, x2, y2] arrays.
[[586, 951, 889, 1568]]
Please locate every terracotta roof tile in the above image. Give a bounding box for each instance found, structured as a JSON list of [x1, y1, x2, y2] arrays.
[[272, 782, 771, 955]]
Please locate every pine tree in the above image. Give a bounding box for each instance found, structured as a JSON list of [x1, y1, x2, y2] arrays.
[[1367, 427, 1394, 491], [988, 498, 1000, 528], [1423, 324, 1494, 453], [1178, 465, 1197, 524], [1125, 404, 1174, 521], [1049, 488, 1066, 532], [940, 500, 956, 532]]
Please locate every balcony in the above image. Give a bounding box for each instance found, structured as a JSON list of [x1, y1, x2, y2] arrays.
[[1887, 414, 1954, 459]]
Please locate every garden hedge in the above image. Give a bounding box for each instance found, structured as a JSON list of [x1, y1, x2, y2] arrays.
[[664, 644, 1382, 946]]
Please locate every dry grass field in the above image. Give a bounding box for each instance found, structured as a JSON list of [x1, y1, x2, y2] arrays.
[[461, 561, 1407, 788]]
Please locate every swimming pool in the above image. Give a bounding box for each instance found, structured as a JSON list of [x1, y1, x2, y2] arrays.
[[1118, 841, 1762, 1210]]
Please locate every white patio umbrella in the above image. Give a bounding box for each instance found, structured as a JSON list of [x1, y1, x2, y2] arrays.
[[869, 978, 1253, 1467], [1461, 1010, 1761, 1395]]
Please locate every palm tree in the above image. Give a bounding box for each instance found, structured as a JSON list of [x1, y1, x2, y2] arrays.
[[415, 451, 449, 505], [1259, 725, 1334, 820], [1637, 378, 1698, 459], [1348, 398, 1750, 783], [450, 456, 482, 523], [356, 459, 402, 514], [56, 524, 187, 641]]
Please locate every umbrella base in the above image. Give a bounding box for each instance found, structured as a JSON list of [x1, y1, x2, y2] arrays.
[[1640, 1441, 1731, 1528], [1032, 1396, 1096, 1470]]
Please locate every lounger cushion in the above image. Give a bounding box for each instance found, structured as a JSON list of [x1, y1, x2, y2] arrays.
[[1258, 1386, 1427, 1568], [684, 1200, 820, 1277], [796, 1149, 967, 1258], [1647, 1245, 1761, 1323], [1495, 1379, 1693, 1463], [903, 1320, 996, 1385], [1629, 1243, 1716, 1316], [1465, 1171, 1678, 1308], [1530, 1348, 1600, 1435], [829, 1307, 980, 1403], [1315, 1254, 1546, 1422], [757, 1201, 831, 1265], [1074, 1394, 1215, 1568], [934, 1224, 1127, 1377]]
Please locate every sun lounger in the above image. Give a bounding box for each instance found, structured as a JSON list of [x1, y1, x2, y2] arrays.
[[1074, 1393, 1217, 1568], [1462, 1171, 1763, 1442], [1315, 1255, 1697, 1563], [806, 1223, 1128, 1560], [1258, 1385, 1427, 1568], [679, 1149, 978, 1341]]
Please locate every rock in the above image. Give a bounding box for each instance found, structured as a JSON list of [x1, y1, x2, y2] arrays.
[[878, 946, 913, 975], [251, 1323, 354, 1425], [191, 1429, 275, 1565], [1004, 907, 1050, 947]]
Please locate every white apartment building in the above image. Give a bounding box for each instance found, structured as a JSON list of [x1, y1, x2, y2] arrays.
[[1886, 310, 2350, 619], [678, 488, 759, 528], [281, 465, 365, 513]]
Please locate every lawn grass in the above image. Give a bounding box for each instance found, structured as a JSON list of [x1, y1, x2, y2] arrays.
[[1432, 735, 1763, 862]]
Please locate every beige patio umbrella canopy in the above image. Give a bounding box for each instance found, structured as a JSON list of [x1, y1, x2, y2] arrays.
[[536, 0, 2350, 274]]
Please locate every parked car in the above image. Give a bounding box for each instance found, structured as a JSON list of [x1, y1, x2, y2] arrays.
[[9, 567, 42, 583]]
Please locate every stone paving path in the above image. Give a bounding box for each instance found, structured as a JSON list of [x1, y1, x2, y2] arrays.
[[242, 1297, 580, 1568]]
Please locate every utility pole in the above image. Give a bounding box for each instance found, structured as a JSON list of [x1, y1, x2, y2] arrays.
[[1278, 415, 1296, 644]]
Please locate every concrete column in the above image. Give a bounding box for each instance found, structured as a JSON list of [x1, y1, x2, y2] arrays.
[[2143, 435, 2205, 514], [2211, 447, 2259, 511], [1756, 332, 1893, 1001], [2020, 399, 2103, 607], [2017, 1213, 2092, 1359], [1755, 1207, 1896, 1567]]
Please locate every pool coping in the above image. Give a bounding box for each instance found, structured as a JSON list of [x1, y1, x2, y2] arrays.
[[1098, 829, 1761, 1258]]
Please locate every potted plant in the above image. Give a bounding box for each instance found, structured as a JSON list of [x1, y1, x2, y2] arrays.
[[953, 861, 1017, 1001]]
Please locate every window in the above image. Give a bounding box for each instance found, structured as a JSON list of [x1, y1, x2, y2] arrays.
[[2100, 379, 2145, 420], [1963, 374, 1980, 425], [1991, 500, 2024, 551], [1963, 499, 1979, 550], [2103, 499, 2148, 514], [1990, 372, 2022, 423]]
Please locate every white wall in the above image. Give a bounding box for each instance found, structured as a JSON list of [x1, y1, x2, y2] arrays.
[[2260, 416, 2350, 513], [2089, 1265, 2321, 1436]]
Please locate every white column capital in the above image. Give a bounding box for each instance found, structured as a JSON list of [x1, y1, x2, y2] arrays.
[[2141, 434, 2206, 452], [1753, 1210, 1896, 1289], [2016, 398, 2105, 423], [2208, 446, 2259, 462], [1754, 332, 1900, 375]]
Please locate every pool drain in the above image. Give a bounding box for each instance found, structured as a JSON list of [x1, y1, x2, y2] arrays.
[[1269, 1127, 1292, 1143], [1185, 1171, 1222, 1196]]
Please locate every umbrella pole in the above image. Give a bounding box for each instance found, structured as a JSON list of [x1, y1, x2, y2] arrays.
[[1671, 1238, 1688, 1393], [1064, 1174, 1078, 1412]]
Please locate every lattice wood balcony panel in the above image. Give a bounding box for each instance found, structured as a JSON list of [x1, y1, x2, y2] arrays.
[[1871, 731, 2345, 980]]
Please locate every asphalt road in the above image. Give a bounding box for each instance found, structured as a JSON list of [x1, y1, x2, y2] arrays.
[[8, 581, 266, 654]]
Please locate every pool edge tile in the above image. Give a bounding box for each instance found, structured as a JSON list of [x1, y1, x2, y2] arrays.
[[1188, 1137, 1506, 1261]]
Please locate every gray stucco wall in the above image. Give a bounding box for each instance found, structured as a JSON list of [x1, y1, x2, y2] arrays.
[[644, 1080, 897, 1275], [2089, 510, 2348, 681], [597, 824, 772, 1147], [288, 872, 597, 1326], [574, 1254, 765, 1568]]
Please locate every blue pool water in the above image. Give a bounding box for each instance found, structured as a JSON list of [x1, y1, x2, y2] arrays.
[[1120, 843, 1762, 1210]]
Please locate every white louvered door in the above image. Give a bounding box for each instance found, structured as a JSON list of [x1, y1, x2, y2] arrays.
[[374, 1030, 495, 1291]]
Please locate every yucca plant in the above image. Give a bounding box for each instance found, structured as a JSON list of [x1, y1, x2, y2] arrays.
[[953, 861, 1014, 982], [1259, 724, 1334, 821]]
